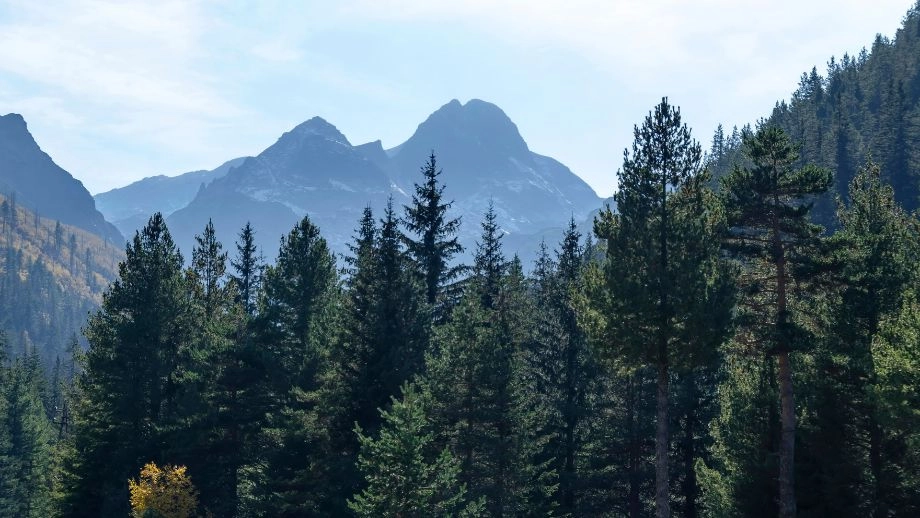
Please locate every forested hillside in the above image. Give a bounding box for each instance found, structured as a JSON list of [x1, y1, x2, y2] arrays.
[[709, 4, 920, 227], [0, 193, 122, 364]]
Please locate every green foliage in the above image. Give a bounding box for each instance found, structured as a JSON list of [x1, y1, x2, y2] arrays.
[[253, 215, 340, 516], [402, 153, 465, 311], [718, 125, 831, 517], [709, 5, 920, 225], [349, 383, 484, 517], [0, 342, 56, 518], [594, 97, 733, 517], [325, 200, 431, 505], [872, 290, 920, 514], [61, 213, 195, 517]]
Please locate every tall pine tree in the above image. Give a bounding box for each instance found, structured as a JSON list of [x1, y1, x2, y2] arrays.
[[594, 98, 732, 518], [720, 125, 831, 517]]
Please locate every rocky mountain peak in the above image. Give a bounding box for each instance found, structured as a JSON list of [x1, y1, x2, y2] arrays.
[[402, 98, 529, 158], [282, 116, 351, 147]]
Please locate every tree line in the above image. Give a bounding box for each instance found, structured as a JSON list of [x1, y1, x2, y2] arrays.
[[2, 99, 919, 517]]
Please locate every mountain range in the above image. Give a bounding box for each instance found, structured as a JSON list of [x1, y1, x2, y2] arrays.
[[94, 157, 249, 239], [95, 99, 603, 263]]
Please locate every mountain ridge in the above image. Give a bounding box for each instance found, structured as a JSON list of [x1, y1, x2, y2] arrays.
[[144, 99, 602, 264], [0, 113, 123, 243]]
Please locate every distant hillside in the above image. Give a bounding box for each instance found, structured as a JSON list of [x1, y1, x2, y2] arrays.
[[0, 193, 123, 364], [94, 157, 249, 238], [0, 113, 123, 243], [709, 4, 920, 226]]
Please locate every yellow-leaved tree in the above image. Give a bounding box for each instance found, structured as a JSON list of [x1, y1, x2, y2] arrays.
[[128, 462, 199, 518]]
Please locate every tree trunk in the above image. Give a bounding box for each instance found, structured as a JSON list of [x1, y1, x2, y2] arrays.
[[656, 361, 670, 518], [682, 378, 698, 518], [773, 192, 796, 518], [627, 372, 641, 518], [777, 351, 796, 518]]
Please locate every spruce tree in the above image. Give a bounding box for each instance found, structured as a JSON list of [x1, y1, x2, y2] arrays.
[[516, 220, 599, 514], [402, 152, 464, 312], [327, 200, 430, 506], [61, 213, 194, 516], [720, 125, 831, 517], [183, 220, 244, 517], [337, 200, 429, 433], [229, 222, 263, 317], [348, 383, 484, 517], [0, 355, 55, 517], [871, 290, 920, 514], [254, 215, 339, 516], [425, 206, 530, 515], [812, 160, 919, 515]]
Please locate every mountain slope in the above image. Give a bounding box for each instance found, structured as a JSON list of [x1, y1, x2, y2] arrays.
[[0, 114, 123, 243], [94, 157, 248, 238], [167, 117, 393, 259], [1, 192, 123, 363], [389, 99, 600, 237]]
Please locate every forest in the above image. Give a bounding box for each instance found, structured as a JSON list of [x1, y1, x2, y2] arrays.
[[4, 8, 920, 518]]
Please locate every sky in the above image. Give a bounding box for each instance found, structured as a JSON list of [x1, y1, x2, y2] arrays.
[[0, 1, 915, 197]]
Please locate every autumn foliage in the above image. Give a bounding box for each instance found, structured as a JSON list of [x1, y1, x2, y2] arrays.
[[128, 462, 199, 518]]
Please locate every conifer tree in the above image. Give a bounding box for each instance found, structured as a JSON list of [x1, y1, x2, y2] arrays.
[[349, 383, 484, 517], [402, 152, 464, 311], [0, 347, 55, 517], [720, 125, 831, 517], [180, 220, 246, 517], [425, 206, 530, 515], [254, 215, 339, 516], [329, 201, 431, 505], [60, 213, 194, 516], [594, 98, 732, 518], [230, 222, 263, 317], [812, 160, 919, 515], [871, 290, 920, 514], [516, 220, 599, 514], [335, 200, 429, 433]]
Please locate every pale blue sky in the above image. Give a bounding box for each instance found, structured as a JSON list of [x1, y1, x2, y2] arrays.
[[0, 0, 914, 196]]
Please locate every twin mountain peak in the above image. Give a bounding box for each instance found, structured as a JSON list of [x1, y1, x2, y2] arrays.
[[3, 99, 602, 263]]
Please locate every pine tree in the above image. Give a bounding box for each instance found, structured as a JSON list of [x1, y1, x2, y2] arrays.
[[720, 125, 831, 517], [348, 383, 484, 517], [402, 152, 464, 312], [594, 98, 733, 518]]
